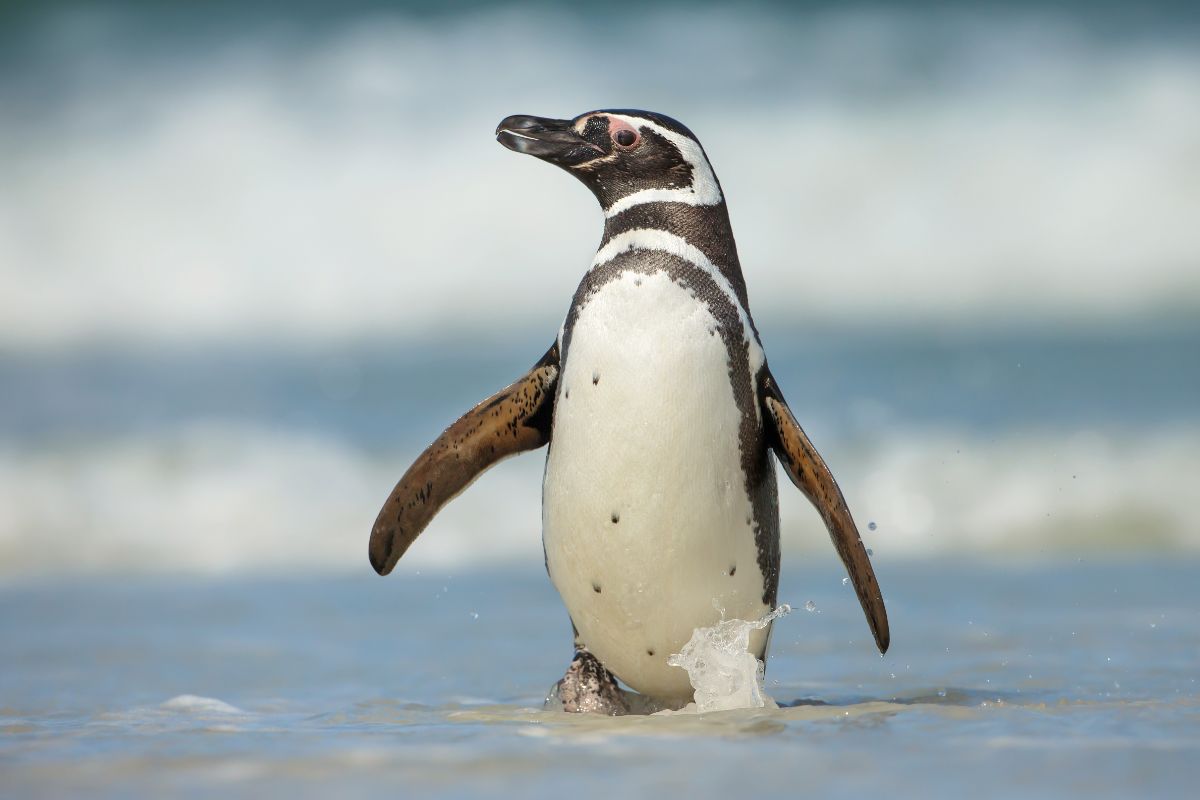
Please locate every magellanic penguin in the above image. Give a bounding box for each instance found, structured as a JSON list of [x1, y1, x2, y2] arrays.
[[369, 110, 889, 714]]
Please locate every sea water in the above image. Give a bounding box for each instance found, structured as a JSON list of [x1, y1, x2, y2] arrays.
[[2, 563, 1198, 798]]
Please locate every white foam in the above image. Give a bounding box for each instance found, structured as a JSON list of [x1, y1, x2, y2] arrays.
[[666, 605, 791, 713], [817, 427, 1200, 557], [0, 422, 546, 576], [1, 423, 1199, 577], [160, 695, 245, 715], [1, 6, 1198, 348]]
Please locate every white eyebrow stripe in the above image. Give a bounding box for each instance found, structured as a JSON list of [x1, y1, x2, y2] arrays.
[[602, 115, 724, 217], [590, 228, 764, 375]]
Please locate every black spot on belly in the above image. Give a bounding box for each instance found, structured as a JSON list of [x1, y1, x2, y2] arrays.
[[560, 248, 781, 607], [728, 565, 737, 576], [564, 388, 570, 400], [646, 648, 655, 656], [592, 582, 602, 593], [611, 511, 620, 524]]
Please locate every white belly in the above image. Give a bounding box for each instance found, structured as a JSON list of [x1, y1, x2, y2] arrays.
[[543, 270, 771, 701]]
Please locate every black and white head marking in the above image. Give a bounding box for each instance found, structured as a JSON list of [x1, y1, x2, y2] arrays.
[[571, 111, 723, 216], [497, 109, 724, 217]]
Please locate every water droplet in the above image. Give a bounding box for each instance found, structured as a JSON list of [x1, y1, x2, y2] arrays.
[[867, 521, 877, 531], [842, 577, 849, 586], [470, 612, 479, 620], [937, 689, 947, 698], [866, 548, 873, 556], [804, 600, 817, 612]]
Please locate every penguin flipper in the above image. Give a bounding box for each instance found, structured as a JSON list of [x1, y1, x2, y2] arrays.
[[760, 370, 890, 654], [369, 344, 560, 576]]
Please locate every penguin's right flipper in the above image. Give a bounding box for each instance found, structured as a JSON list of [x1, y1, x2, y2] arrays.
[[759, 369, 890, 654], [369, 343, 560, 575]]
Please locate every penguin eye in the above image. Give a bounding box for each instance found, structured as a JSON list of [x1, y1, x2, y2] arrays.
[[613, 128, 639, 148]]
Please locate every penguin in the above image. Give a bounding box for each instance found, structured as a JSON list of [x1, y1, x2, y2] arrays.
[[368, 110, 889, 714]]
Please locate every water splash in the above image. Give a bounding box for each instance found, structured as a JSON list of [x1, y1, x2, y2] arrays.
[[666, 605, 790, 713]]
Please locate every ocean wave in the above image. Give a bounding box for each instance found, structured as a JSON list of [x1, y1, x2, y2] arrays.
[[1, 422, 1196, 576], [0, 4, 1198, 348]]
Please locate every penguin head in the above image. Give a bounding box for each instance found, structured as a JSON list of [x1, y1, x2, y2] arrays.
[[496, 110, 723, 215]]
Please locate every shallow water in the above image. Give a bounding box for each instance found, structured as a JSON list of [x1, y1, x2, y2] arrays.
[[3, 560, 1196, 798]]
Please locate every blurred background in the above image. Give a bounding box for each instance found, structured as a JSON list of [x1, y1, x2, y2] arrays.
[[1, 0, 1198, 578]]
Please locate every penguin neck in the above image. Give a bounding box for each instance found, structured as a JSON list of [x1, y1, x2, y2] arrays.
[[600, 200, 752, 311]]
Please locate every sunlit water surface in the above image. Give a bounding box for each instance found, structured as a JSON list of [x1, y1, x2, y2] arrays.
[[2, 561, 1197, 798]]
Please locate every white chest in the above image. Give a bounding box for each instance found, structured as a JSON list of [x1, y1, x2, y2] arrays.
[[542, 270, 771, 700]]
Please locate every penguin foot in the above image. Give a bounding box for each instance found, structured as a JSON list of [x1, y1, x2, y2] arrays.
[[547, 648, 630, 715]]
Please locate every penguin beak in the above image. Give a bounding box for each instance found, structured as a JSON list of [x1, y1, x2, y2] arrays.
[[496, 115, 604, 167]]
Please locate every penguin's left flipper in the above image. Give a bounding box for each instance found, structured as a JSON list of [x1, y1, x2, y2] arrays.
[[369, 344, 560, 576], [760, 370, 891, 654]]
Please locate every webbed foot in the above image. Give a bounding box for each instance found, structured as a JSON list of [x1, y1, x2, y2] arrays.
[[546, 648, 630, 715]]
